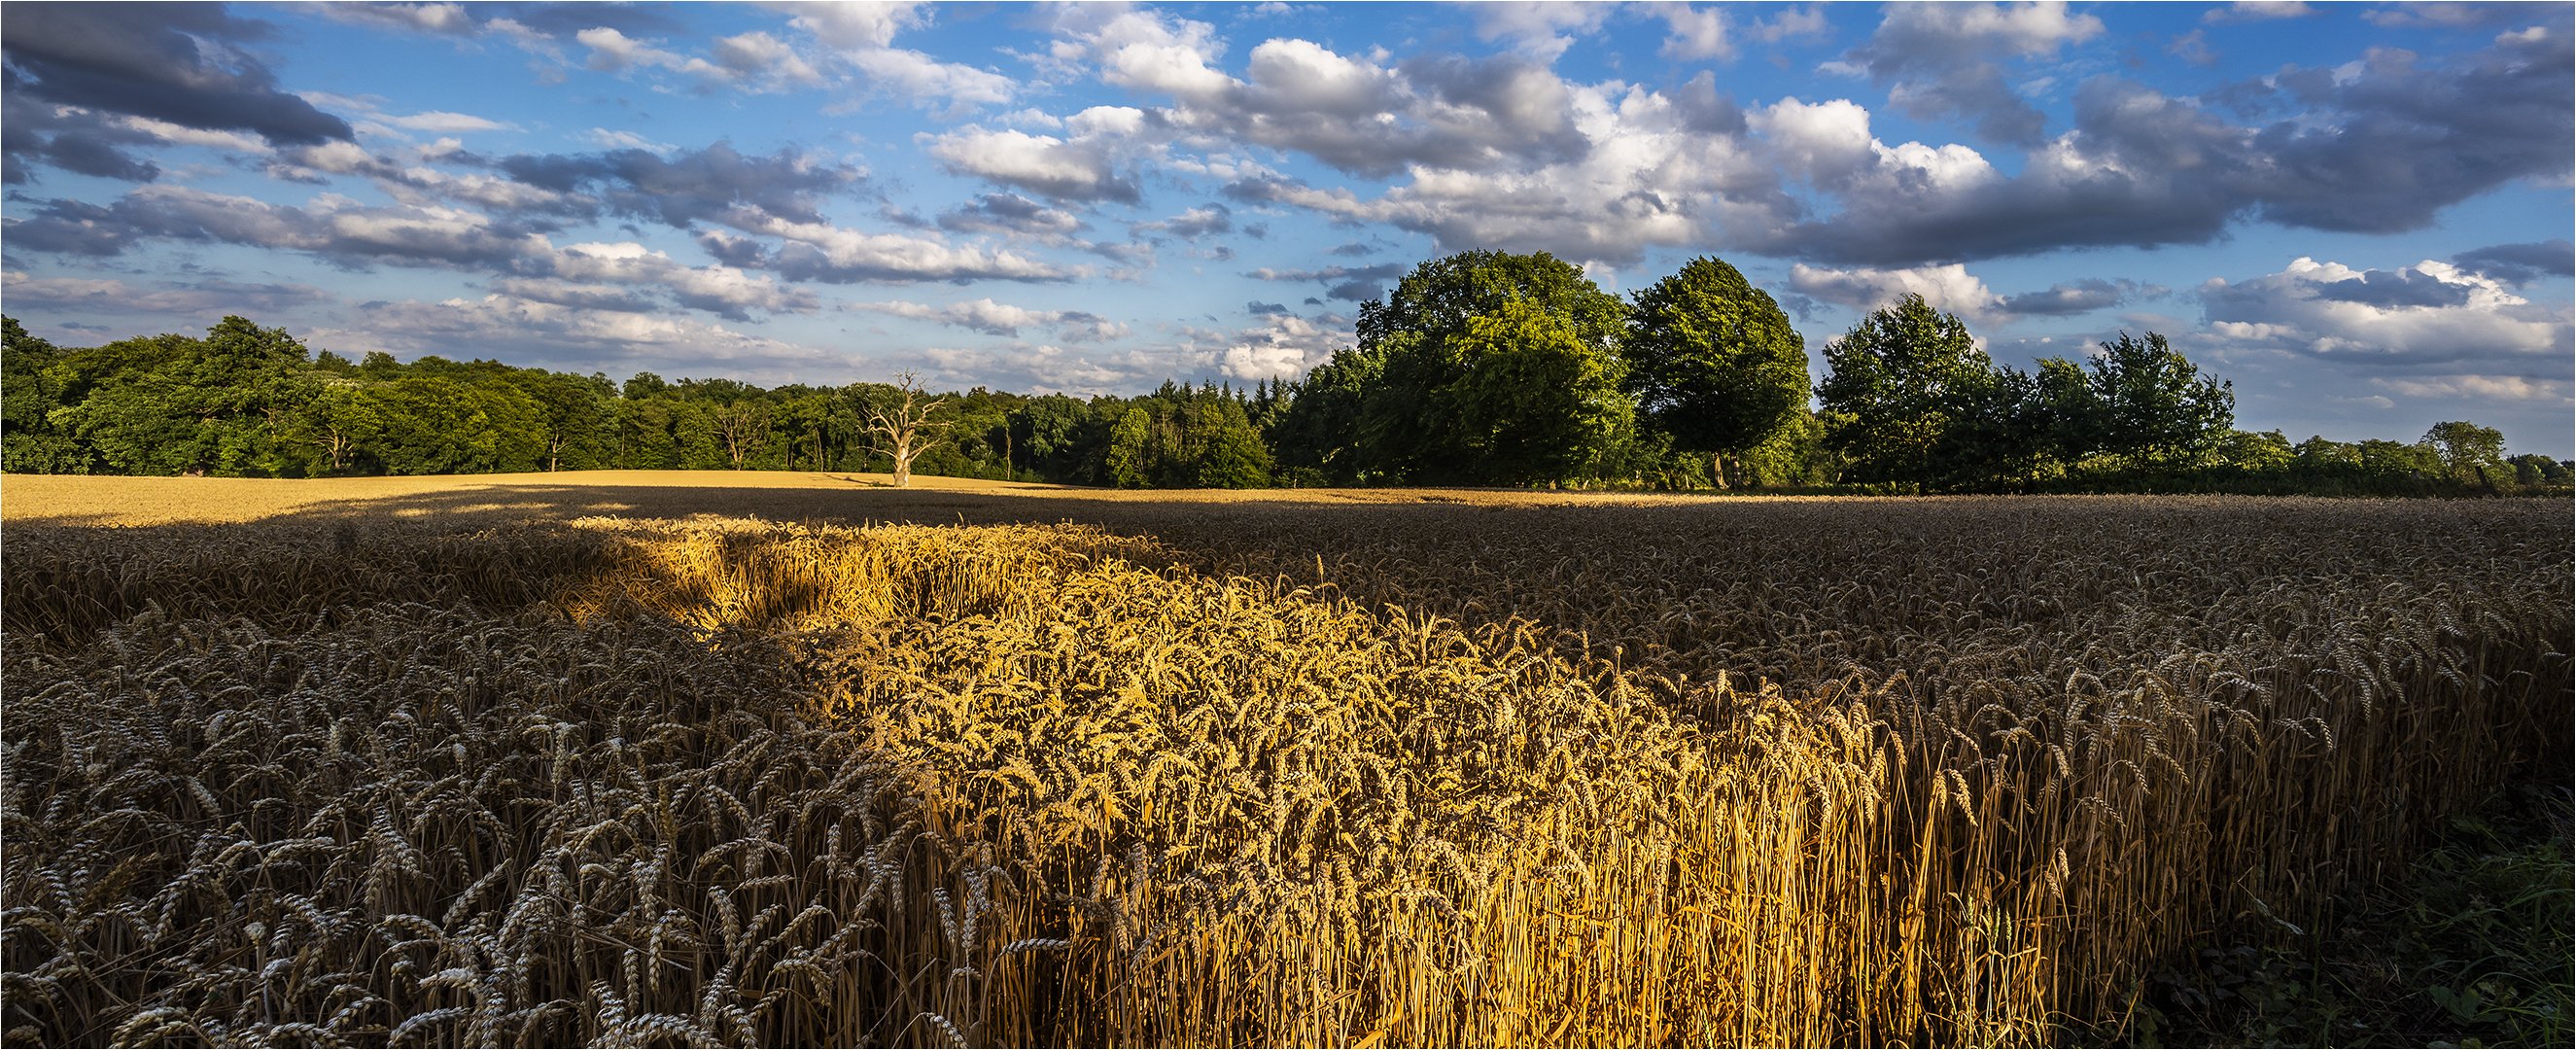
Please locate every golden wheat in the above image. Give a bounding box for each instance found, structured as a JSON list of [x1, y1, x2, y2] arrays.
[[2, 496, 2566, 1046]]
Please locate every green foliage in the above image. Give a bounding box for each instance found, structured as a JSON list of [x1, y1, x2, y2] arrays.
[[3, 309, 2564, 498], [39, 317, 316, 476], [2, 317, 88, 473], [1010, 394, 1105, 484], [366, 375, 544, 474], [2041, 332, 2235, 471], [1448, 298, 1634, 484], [2215, 429, 2295, 474], [2133, 787, 2572, 1048], [2508, 453, 2569, 487], [1105, 407, 1151, 488], [2425, 420, 2509, 486], [1282, 249, 1634, 485], [1814, 294, 2011, 486], [1621, 256, 1809, 483]]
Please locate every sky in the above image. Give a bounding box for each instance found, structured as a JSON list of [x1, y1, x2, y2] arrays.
[[2, 1, 2570, 456]]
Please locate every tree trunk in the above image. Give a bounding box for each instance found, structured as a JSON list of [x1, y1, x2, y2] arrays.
[[1712, 451, 1729, 490]]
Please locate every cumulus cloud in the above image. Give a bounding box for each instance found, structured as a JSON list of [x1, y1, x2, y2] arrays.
[[1046, 7, 1592, 180], [1838, 1, 2106, 145], [2362, 3, 2524, 29], [2199, 257, 2572, 368], [845, 46, 1014, 110], [1224, 74, 1791, 266], [923, 113, 1147, 204], [374, 110, 519, 134], [852, 298, 1125, 340], [786, 1, 927, 51], [2, 185, 550, 267], [1472, 2, 1616, 61], [1139, 203, 1234, 239], [936, 192, 1088, 238], [1648, 3, 1733, 61], [1789, 262, 2005, 320], [311, 3, 475, 35], [735, 213, 1078, 284], [535, 240, 818, 320], [1743, 27, 2575, 265], [0, 185, 821, 321], [2371, 373, 2570, 403], [1219, 311, 1347, 381], [711, 31, 826, 89], [2204, 2, 2315, 24]]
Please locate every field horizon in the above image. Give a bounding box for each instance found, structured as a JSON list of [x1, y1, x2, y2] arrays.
[[12, 470, 2554, 533]]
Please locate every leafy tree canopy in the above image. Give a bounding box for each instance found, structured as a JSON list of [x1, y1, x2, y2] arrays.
[[1621, 255, 1808, 484]]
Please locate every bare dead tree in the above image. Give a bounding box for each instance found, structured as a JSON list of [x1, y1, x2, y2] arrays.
[[862, 371, 951, 487]]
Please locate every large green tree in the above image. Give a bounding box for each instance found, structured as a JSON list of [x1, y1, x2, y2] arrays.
[[2423, 420, 2507, 486], [1620, 257, 1809, 488], [1447, 298, 1636, 484], [2039, 332, 2234, 471], [2, 317, 87, 473], [1285, 249, 1633, 485], [1814, 295, 2004, 486], [46, 317, 317, 476]]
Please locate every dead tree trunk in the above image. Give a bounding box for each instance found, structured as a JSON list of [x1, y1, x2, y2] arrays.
[[863, 372, 950, 488]]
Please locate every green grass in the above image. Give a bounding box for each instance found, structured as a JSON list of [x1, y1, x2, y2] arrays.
[[2127, 784, 2573, 1048]]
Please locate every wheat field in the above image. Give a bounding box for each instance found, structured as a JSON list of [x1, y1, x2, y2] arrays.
[[2, 474, 2567, 1046]]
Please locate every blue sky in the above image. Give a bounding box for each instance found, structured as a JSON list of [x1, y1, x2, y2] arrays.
[[4, 1, 2570, 455]]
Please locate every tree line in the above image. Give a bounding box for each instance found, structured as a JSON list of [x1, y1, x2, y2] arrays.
[[3, 251, 2564, 495]]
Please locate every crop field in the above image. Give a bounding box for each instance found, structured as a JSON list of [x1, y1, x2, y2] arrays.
[[2, 473, 2568, 1046]]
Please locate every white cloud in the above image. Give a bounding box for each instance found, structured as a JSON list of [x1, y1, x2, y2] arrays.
[[714, 31, 826, 88], [1230, 76, 1791, 265], [2204, 2, 2315, 24], [313, 2, 475, 35], [787, 1, 927, 51], [1472, 1, 1615, 61], [1789, 262, 2005, 321], [544, 241, 818, 320], [116, 116, 271, 154], [0, 271, 333, 316], [853, 298, 1126, 340], [376, 110, 519, 134], [574, 25, 821, 92], [2372, 374, 2572, 404], [1650, 3, 1733, 61], [1752, 4, 1832, 44], [2200, 257, 2573, 368], [1219, 312, 1346, 381], [738, 214, 1078, 284], [922, 122, 1143, 204], [847, 47, 1015, 109], [1750, 97, 1876, 184], [579, 127, 674, 151], [1891, 1, 2106, 54], [1048, 3, 1234, 97], [317, 295, 848, 381]]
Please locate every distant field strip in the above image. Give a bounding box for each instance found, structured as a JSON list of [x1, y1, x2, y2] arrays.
[[2, 478, 2566, 1045]]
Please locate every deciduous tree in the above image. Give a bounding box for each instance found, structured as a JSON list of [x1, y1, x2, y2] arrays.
[[1621, 257, 1808, 488]]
